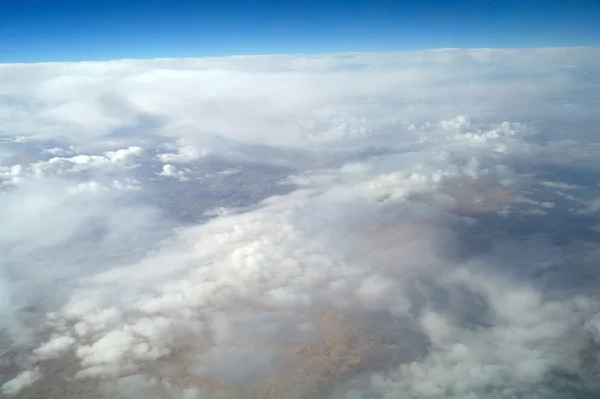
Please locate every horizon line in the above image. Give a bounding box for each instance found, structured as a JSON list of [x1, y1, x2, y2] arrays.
[[2, 44, 598, 66]]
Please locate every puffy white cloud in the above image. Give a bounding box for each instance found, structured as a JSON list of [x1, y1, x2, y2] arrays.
[[157, 164, 191, 181], [0, 145, 146, 192], [105, 146, 146, 164]]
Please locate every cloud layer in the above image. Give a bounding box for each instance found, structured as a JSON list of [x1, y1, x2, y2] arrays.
[[1, 47, 600, 398]]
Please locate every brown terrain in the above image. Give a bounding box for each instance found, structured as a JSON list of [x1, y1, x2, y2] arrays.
[[1, 306, 419, 399]]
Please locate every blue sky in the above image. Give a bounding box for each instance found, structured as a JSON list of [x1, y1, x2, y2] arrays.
[[1, 0, 599, 62]]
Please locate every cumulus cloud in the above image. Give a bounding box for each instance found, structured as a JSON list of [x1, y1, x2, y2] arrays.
[[157, 164, 191, 181], [1, 47, 600, 399]]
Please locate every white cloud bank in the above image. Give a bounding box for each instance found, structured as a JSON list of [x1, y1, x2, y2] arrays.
[[1, 47, 600, 399]]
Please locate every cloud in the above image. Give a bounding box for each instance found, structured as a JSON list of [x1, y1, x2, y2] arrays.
[[1, 47, 600, 399], [540, 180, 586, 190], [157, 164, 191, 181], [33, 336, 76, 361], [1, 368, 41, 396], [156, 140, 211, 164]]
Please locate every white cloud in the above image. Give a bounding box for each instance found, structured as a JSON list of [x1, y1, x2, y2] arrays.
[[66, 180, 110, 195], [157, 164, 190, 181], [1, 47, 600, 399], [0, 164, 24, 185], [42, 146, 75, 156], [112, 178, 142, 191], [33, 335, 76, 361], [156, 140, 210, 164], [540, 180, 586, 190], [104, 146, 146, 164], [0, 145, 146, 191], [2, 48, 598, 153], [1, 368, 41, 396]]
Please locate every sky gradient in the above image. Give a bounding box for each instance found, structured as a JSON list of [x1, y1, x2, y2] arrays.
[[1, 0, 600, 62]]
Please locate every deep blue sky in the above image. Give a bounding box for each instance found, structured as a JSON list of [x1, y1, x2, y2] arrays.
[[1, 0, 599, 62]]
